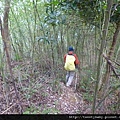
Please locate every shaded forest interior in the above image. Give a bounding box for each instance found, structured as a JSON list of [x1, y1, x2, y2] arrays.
[[0, 0, 120, 114]]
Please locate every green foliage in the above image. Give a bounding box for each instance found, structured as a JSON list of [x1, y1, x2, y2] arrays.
[[41, 107, 60, 114], [44, 0, 67, 26], [14, 53, 22, 61], [79, 69, 95, 102], [81, 69, 96, 87], [51, 78, 62, 94], [48, 0, 106, 26], [83, 92, 93, 103], [44, 8, 67, 26], [0, 1, 4, 13], [108, 102, 120, 113], [23, 105, 60, 114], [46, 0, 120, 26], [23, 106, 40, 114]]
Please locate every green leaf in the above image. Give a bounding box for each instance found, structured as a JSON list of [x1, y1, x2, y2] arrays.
[[23, 111, 30, 114]]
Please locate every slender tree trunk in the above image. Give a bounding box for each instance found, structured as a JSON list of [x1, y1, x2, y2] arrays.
[[108, 22, 120, 59], [0, 0, 12, 112], [0, 0, 23, 113], [92, 0, 113, 114]]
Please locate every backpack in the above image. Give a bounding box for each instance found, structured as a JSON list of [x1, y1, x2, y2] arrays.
[[64, 54, 75, 71]]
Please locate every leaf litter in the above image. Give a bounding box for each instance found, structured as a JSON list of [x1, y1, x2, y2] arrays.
[[0, 61, 119, 114]]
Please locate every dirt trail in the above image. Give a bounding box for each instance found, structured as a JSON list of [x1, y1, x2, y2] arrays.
[[57, 82, 84, 114], [45, 82, 90, 114]]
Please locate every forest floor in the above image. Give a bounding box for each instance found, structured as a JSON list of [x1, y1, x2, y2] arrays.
[[0, 60, 119, 114], [0, 78, 91, 114]]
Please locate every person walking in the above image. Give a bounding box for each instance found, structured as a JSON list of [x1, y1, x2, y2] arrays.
[[64, 46, 80, 87]]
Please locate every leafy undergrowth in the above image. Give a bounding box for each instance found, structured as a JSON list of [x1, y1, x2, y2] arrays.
[[0, 60, 119, 114]]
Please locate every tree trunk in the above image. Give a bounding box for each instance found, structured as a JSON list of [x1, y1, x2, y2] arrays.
[[0, 0, 12, 112], [0, 0, 23, 113], [108, 22, 120, 59], [92, 0, 113, 114]]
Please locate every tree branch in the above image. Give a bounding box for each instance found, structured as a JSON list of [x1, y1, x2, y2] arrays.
[[103, 53, 120, 79]]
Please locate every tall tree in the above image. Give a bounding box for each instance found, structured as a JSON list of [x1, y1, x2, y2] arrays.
[[0, 0, 23, 113], [0, 0, 12, 109], [92, 0, 113, 114], [98, 2, 120, 109]]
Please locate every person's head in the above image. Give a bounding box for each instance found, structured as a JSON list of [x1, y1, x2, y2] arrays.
[[68, 46, 74, 51]]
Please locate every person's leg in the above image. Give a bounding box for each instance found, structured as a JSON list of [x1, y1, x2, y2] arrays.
[[66, 71, 75, 86], [66, 71, 70, 82]]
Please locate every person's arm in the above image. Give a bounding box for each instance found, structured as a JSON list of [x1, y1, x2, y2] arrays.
[[64, 54, 67, 63], [74, 54, 80, 68]]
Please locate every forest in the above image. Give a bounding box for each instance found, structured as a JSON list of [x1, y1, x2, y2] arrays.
[[0, 0, 120, 114]]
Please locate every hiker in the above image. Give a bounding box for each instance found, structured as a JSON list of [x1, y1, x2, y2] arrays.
[[64, 46, 80, 87]]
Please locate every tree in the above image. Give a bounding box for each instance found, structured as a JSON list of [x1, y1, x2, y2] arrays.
[[92, 0, 113, 113], [0, 0, 23, 113], [98, 1, 120, 111]]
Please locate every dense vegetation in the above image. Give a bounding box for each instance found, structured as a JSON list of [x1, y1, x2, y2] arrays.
[[0, 0, 120, 114]]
